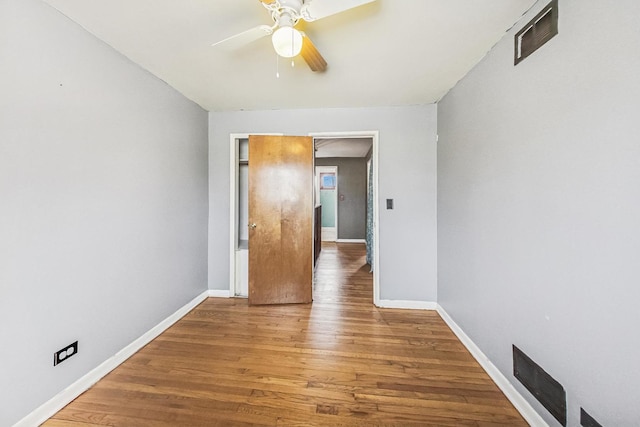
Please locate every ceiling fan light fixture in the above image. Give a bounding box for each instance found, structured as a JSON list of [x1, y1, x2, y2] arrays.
[[272, 26, 303, 58]]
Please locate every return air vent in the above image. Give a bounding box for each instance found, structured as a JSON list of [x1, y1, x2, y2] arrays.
[[514, 0, 558, 65], [513, 345, 566, 426]]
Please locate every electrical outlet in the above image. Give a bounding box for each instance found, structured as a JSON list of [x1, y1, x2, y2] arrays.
[[54, 341, 78, 366]]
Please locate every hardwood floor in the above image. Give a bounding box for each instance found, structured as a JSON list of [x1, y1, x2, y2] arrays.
[[45, 243, 527, 426]]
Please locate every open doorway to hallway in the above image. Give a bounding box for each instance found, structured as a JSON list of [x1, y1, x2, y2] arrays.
[[314, 137, 371, 246], [312, 134, 378, 304], [229, 131, 380, 306]]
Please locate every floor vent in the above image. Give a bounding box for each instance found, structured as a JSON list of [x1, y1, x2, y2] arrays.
[[513, 345, 566, 426], [581, 408, 603, 427], [514, 0, 558, 65]]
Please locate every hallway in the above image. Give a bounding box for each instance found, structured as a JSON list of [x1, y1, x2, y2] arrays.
[[45, 243, 526, 426]]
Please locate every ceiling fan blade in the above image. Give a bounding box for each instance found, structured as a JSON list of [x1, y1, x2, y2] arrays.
[[301, 0, 376, 22], [300, 33, 327, 72], [211, 25, 273, 51]]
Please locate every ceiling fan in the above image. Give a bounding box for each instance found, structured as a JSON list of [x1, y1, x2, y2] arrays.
[[211, 0, 377, 72]]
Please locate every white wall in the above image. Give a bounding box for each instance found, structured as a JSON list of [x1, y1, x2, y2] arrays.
[[438, 0, 640, 425], [0, 1, 209, 425], [209, 106, 437, 302]]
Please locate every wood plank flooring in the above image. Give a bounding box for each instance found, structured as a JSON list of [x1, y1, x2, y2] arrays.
[[45, 243, 527, 426]]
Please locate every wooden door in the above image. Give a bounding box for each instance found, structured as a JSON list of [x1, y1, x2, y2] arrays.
[[248, 135, 313, 305]]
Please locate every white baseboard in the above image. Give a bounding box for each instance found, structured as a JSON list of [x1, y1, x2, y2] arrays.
[[208, 289, 231, 298], [336, 239, 366, 244], [14, 290, 210, 427], [377, 299, 438, 310], [436, 305, 548, 427]]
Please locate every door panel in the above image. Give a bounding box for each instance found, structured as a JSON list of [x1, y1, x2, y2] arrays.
[[248, 135, 313, 305]]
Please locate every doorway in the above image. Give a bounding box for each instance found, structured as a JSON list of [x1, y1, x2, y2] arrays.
[[315, 166, 338, 242], [229, 131, 380, 306]]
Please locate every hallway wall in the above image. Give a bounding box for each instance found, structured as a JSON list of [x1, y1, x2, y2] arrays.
[[316, 157, 367, 240]]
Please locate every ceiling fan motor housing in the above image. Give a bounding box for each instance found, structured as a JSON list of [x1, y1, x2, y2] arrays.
[[264, 0, 311, 26]]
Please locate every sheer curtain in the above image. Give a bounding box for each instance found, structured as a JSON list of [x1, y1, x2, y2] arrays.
[[365, 158, 373, 270]]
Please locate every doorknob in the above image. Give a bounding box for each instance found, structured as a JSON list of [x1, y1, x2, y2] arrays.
[[249, 223, 257, 229]]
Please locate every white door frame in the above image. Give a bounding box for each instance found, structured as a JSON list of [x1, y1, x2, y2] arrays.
[[310, 131, 380, 307], [229, 131, 380, 306], [315, 165, 338, 242]]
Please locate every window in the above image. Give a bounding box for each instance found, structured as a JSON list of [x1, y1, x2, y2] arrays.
[[319, 172, 336, 190]]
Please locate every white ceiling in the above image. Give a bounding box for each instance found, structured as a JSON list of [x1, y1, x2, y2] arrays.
[[42, 0, 538, 112], [315, 137, 372, 158]]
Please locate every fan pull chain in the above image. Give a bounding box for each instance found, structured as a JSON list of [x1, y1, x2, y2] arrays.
[[275, 55, 294, 78]]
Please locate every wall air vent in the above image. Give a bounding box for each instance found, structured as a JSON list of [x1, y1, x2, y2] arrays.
[[513, 345, 566, 426], [581, 408, 603, 427], [514, 0, 558, 65]]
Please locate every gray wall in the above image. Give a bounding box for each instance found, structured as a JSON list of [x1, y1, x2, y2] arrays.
[[316, 157, 367, 240], [437, 0, 640, 425], [0, 1, 209, 425], [209, 105, 437, 302]]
